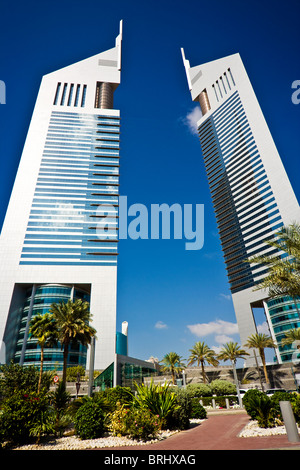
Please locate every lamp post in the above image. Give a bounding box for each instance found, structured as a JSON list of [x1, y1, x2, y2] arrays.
[[232, 359, 243, 408], [88, 336, 95, 397], [182, 370, 186, 388], [76, 371, 81, 398]]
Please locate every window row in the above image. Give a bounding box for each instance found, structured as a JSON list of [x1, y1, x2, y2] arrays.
[[54, 83, 87, 108]]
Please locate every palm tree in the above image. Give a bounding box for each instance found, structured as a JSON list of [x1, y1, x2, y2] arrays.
[[160, 352, 185, 385], [29, 313, 58, 393], [281, 328, 300, 363], [217, 342, 249, 406], [244, 333, 277, 385], [188, 341, 219, 383], [49, 299, 96, 384], [247, 223, 300, 306], [281, 328, 300, 348], [50, 380, 71, 434]]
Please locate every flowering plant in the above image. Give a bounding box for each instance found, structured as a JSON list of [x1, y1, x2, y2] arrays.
[[108, 402, 159, 441]]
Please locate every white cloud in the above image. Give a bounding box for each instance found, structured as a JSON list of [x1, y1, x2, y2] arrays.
[[257, 321, 270, 335], [220, 293, 231, 301], [215, 334, 233, 344], [183, 107, 203, 135], [211, 345, 223, 355], [187, 319, 239, 338], [155, 321, 168, 330]]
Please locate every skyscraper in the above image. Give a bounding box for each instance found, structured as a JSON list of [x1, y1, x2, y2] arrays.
[[182, 50, 300, 364], [0, 22, 123, 371]]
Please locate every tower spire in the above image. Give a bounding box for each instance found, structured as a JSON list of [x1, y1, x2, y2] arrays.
[[181, 48, 192, 91]]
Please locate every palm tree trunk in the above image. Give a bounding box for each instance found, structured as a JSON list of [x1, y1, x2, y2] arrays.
[[200, 360, 206, 383], [62, 342, 69, 385], [171, 369, 175, 385], [260, 348, 270, 385], [38, 345, 44, 393]]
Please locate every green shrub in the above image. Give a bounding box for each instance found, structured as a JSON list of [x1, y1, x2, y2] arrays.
[[124, 408, 159, 441], [243, 390, 300, 427], [0, 390, 52, 445], [268, 391, 300, 424], [29, 411, 56, 444], [291, 394, 300, 423], [98, 385, 133, 412], [49, 381, 71, 436], [68, 393, 110, 420], [166, 388, 192, 430], [66, 365, 86, 382], [190, 398, 207, 419], [131, 381, 179, 429], [242, 389, 266, 420], [215, 395, 239, 407], [0, 363, 40, 400], [186, 383, 212, 398], [108, 404, 131, 437], [74, 399, 105, 439], [246, 393, 275, 428], [198, 396, 213, 406], [108, 405, 159, 441], [210, 379, 236, 396], [195, 395, 237, 407], [270, 391, 297, 420], [186, 381, 237, 399]]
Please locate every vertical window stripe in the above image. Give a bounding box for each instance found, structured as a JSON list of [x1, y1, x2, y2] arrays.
[[53, 83, 61, 105], [81, 85, 87, 107], [74, 85, 81, 107], [67, 84, 74, 106], [60, 83, 68, 106]]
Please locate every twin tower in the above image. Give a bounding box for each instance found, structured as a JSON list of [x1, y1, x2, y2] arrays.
[[0, 22, 299, 373]]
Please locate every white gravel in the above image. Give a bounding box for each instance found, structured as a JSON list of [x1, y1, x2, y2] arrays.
[[12, 429, 180, 450], [238, 420, 299, 438]]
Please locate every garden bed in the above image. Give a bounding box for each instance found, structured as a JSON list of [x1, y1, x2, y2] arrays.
[[11, 428, 180, 450], [11, 419, 206, 450], [238, 419, 300, 438]]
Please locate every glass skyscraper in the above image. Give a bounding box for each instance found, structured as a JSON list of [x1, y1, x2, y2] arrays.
[[0, 22, 123, 371], [182, 50, 300, 364]]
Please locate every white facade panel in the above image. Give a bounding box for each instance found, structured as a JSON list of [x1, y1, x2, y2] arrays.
[[0, 22, 123, 371]]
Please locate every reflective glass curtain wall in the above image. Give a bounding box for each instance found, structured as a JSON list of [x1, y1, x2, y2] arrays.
[[198, 91, 283, 294], [266, 296, 300, 362], [21, 111, 119, 266], [15, 284, 90, 369]]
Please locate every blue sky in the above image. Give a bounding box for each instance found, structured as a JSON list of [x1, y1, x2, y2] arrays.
[[0, 0, 299, 365]]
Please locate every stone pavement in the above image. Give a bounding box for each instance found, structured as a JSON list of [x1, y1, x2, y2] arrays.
[[97, 410, 300, 451]]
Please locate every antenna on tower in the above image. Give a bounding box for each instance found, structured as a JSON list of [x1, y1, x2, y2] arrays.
[[181, 48, 192, 91], [116, 20, 123, 71]]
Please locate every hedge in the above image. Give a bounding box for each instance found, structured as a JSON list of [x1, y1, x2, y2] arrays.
[[197, 395, 239, 407]]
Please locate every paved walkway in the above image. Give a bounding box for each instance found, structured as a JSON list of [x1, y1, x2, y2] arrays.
[[97, 410, 300, 451]]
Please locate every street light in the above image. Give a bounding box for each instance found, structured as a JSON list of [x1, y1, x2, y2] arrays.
[[88, 336, 95, 397], [76, 371, 81, 398]]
